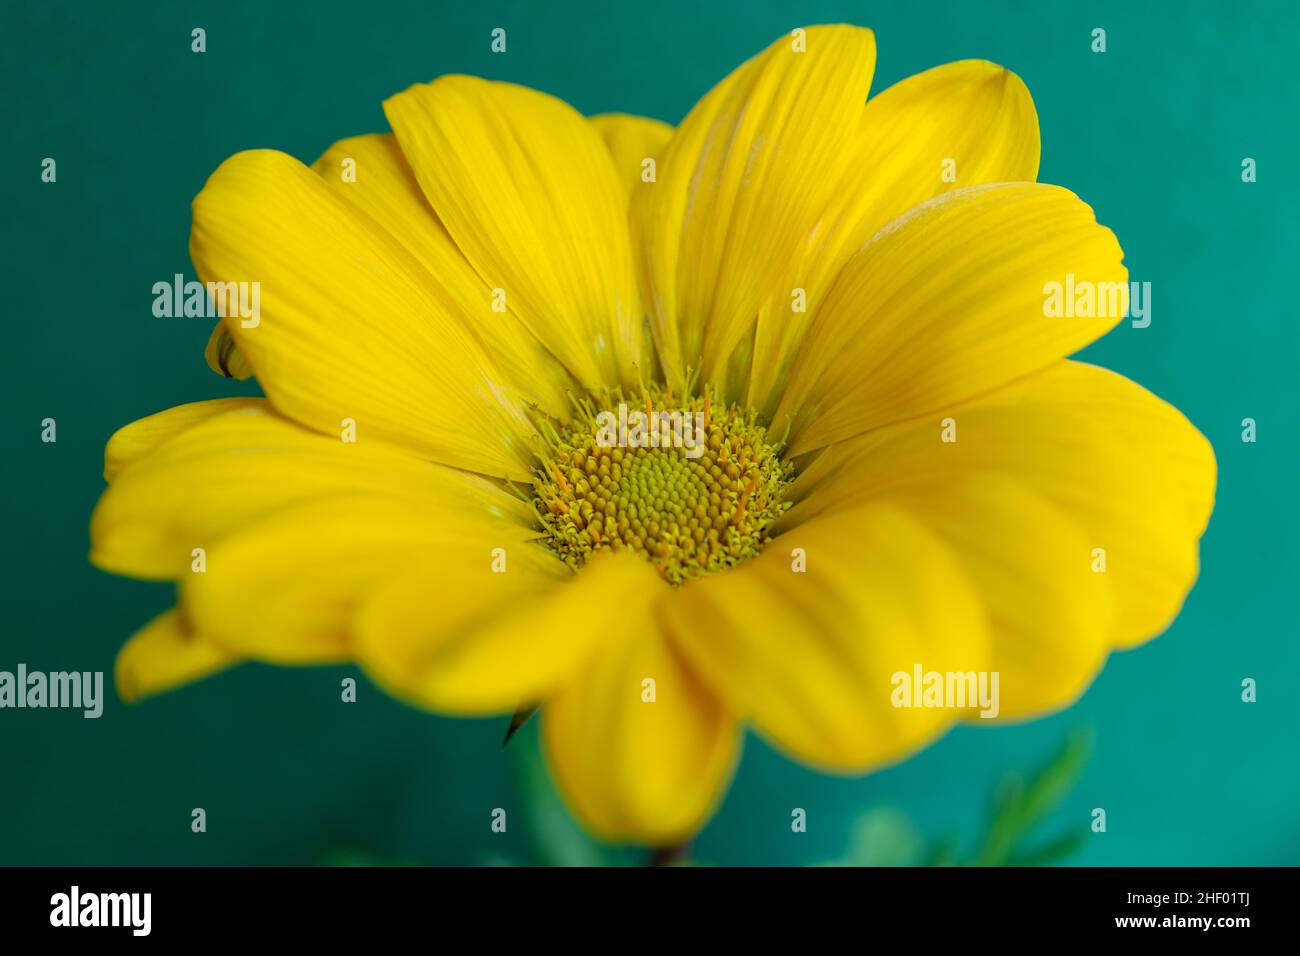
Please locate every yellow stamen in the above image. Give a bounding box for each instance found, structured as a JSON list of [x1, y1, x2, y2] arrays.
[[533, 386, 794, 585]]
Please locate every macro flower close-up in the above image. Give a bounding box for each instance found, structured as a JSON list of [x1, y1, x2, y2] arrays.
[[89, 23, 1215, 846]]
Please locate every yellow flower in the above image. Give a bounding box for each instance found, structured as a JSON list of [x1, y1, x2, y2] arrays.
[[92, 25, 1215, 845]]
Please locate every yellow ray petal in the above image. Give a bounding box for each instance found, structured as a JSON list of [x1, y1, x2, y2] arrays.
[[189, 148, 540, 480], [748, 60, 1040, 415], [384, 77, 643, 392], [309, 133, 579, 418], [590, 113, 674, 382], [542, 600, 740, 845], [788, 361, 1216, 649], [103, 397, 262, 481], [357, 550, 659, 716], [776, 182, 1128, 455], [180, 495, 534, 663], [204, 325, 255, 380], [901, 476, 1115, 719], [589, 112, 673, 205], [92, 403, 531, 580], [115, 608, 242, 702], [662, 503, 990, 772], [632, 25, 876, 397]]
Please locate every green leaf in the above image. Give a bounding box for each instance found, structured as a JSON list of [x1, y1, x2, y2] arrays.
[[972, 728, 1094, 866], [1007, 830, 1088, 867], [922, 835, 962, 868], [1014, 728, 1093, 837], [973, 776, 1026, 866]]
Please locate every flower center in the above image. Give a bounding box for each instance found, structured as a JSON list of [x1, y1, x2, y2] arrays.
[[533, 388, 794, 585]]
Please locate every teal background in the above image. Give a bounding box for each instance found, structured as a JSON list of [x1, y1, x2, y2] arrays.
[[2, 0, 1297, 865]]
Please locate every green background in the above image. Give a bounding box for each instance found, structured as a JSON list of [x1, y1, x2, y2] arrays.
[[2, 0, 1297, 865]]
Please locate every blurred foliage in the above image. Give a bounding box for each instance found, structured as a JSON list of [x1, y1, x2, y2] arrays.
[[324, 724, 1094, 867], [823, 728, 1095, 867], [970, 727, 1093, 866]]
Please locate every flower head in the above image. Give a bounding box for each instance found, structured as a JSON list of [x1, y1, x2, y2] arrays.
[[93, 25, 1215, 845]]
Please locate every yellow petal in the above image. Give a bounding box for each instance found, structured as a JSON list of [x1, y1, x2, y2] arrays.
[[181, 495, 533, 663], [776, 182, 1128, 455], [901, 476, 1115, 719], [309, 133, 578, 418], [588, 113, 674, 378], [384, 77, 643, 392], [116, 609, 241, 702], [662, 503, 990, 771], [92, 403, 531, 580], [189, 148, 539, 479], [789, 361, 1216, 649], [103, 397, 261, 481], [632, 25, 876, 396], [747, 60, 1040, 415], [204, 325, 254, 380], [589, 112, 673, 204], [357, 550, 657, 716], [543, 604, 740, 845]]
